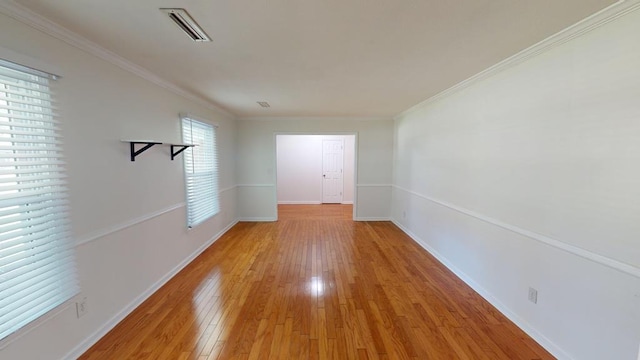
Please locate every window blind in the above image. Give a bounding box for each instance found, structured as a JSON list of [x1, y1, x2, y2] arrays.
[[0, 59, 78, 341], [181, 116, 219, 228]]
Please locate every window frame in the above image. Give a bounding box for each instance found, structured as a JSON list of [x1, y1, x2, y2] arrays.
[[180, 114, 220, 228], [0, 57, 78, 344]]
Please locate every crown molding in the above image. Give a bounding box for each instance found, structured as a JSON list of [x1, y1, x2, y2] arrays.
[[0, 0, 236, 119], [396, 0, 640, 120]]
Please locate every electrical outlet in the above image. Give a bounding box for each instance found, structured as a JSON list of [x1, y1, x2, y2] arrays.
[[528, 287, 538, 304], [76, 296, 88, 318]]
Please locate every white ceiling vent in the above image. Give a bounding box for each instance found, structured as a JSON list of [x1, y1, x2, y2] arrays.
[[257, 101, 271, 108], [160, 8, 211, 42]]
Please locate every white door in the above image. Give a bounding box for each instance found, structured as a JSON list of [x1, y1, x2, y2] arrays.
[[322, 139, 344, 203]]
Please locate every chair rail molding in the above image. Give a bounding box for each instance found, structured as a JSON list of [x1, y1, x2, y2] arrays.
[[392, 185, 640, 279]]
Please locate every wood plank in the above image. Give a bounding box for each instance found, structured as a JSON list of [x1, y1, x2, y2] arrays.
[[79, 204, 555, 360]]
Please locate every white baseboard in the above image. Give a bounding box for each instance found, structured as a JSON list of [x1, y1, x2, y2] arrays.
[[390, 218, 571, 360], [238, 217, 278, 222], [63, 218, 240, 360], [277, 201, 322, 205], [354, 217, 390, 221], [276, 201, 354, 205]]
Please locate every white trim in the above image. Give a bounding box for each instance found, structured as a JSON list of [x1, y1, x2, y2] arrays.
[[238, 217, 278, 222], [238, 116, 391, 122], [63, 218, 240, 360], [356, 184, 392, 187], [180, 112, 219, 128], [274, 131, 361, 136], [0, 299, 74, 350], [0, 45, 63, 78], [396, 0, 640, 119], [354, 217, 390, 221], [220, 185, 237, 193], [0, 1, 235, 119], [236, 184, 275, 187], [341, 201, 354, 205], [77, 186, 236, 246], [390, 219, 571, 360], [392, 185, 640, 279], [278, 201, 322, 205], [75, 203, 186, 246]]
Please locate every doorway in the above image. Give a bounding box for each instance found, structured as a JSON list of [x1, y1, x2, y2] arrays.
[[275, 134, 356, 217]]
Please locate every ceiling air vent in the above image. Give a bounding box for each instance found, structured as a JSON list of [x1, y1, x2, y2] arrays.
[[160, 8, 211, 42], [257, 101, 271, 108]]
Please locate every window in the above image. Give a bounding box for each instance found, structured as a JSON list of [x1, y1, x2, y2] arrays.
[[0, 59, 78, 341], [181, 115, 219, 228]]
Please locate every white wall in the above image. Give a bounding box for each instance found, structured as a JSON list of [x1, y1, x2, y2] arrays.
[[238, 119, 393, 220], [276, 135, 355, 204], [277, 135, 322, 204], [343, 135, 355, 202], [392, 6, 640, 360], [0, 12, 237, 360]]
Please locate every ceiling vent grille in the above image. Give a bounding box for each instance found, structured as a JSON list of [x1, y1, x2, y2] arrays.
[[257, 101, 271, 108], [160, 8, 211, 42]]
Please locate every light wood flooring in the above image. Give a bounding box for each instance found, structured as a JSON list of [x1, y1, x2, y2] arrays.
[[80, 204, 554, 359]]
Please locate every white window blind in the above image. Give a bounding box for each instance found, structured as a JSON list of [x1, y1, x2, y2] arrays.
[[0, 59, 78, 341], [181, 116, 219, 228]]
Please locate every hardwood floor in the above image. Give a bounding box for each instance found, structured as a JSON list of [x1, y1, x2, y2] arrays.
[[80, 204, 554, 359]]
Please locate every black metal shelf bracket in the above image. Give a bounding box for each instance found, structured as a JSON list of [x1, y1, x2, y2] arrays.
[[171, 144, 195, 160], [126, 141, 163, 162], [122, 140, 196, 161]]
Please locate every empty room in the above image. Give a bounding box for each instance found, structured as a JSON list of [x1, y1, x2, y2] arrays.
[[0, 0, 638, 359]]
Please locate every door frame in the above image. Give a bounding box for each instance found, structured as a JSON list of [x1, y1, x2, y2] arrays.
[[273, 132, 358, 220]]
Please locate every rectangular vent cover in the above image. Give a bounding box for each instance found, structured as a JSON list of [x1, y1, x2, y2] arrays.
[[161, 8, 211, 42]]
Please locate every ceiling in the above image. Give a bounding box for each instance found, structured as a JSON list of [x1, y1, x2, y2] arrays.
[[15, 0, 616, 118]]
